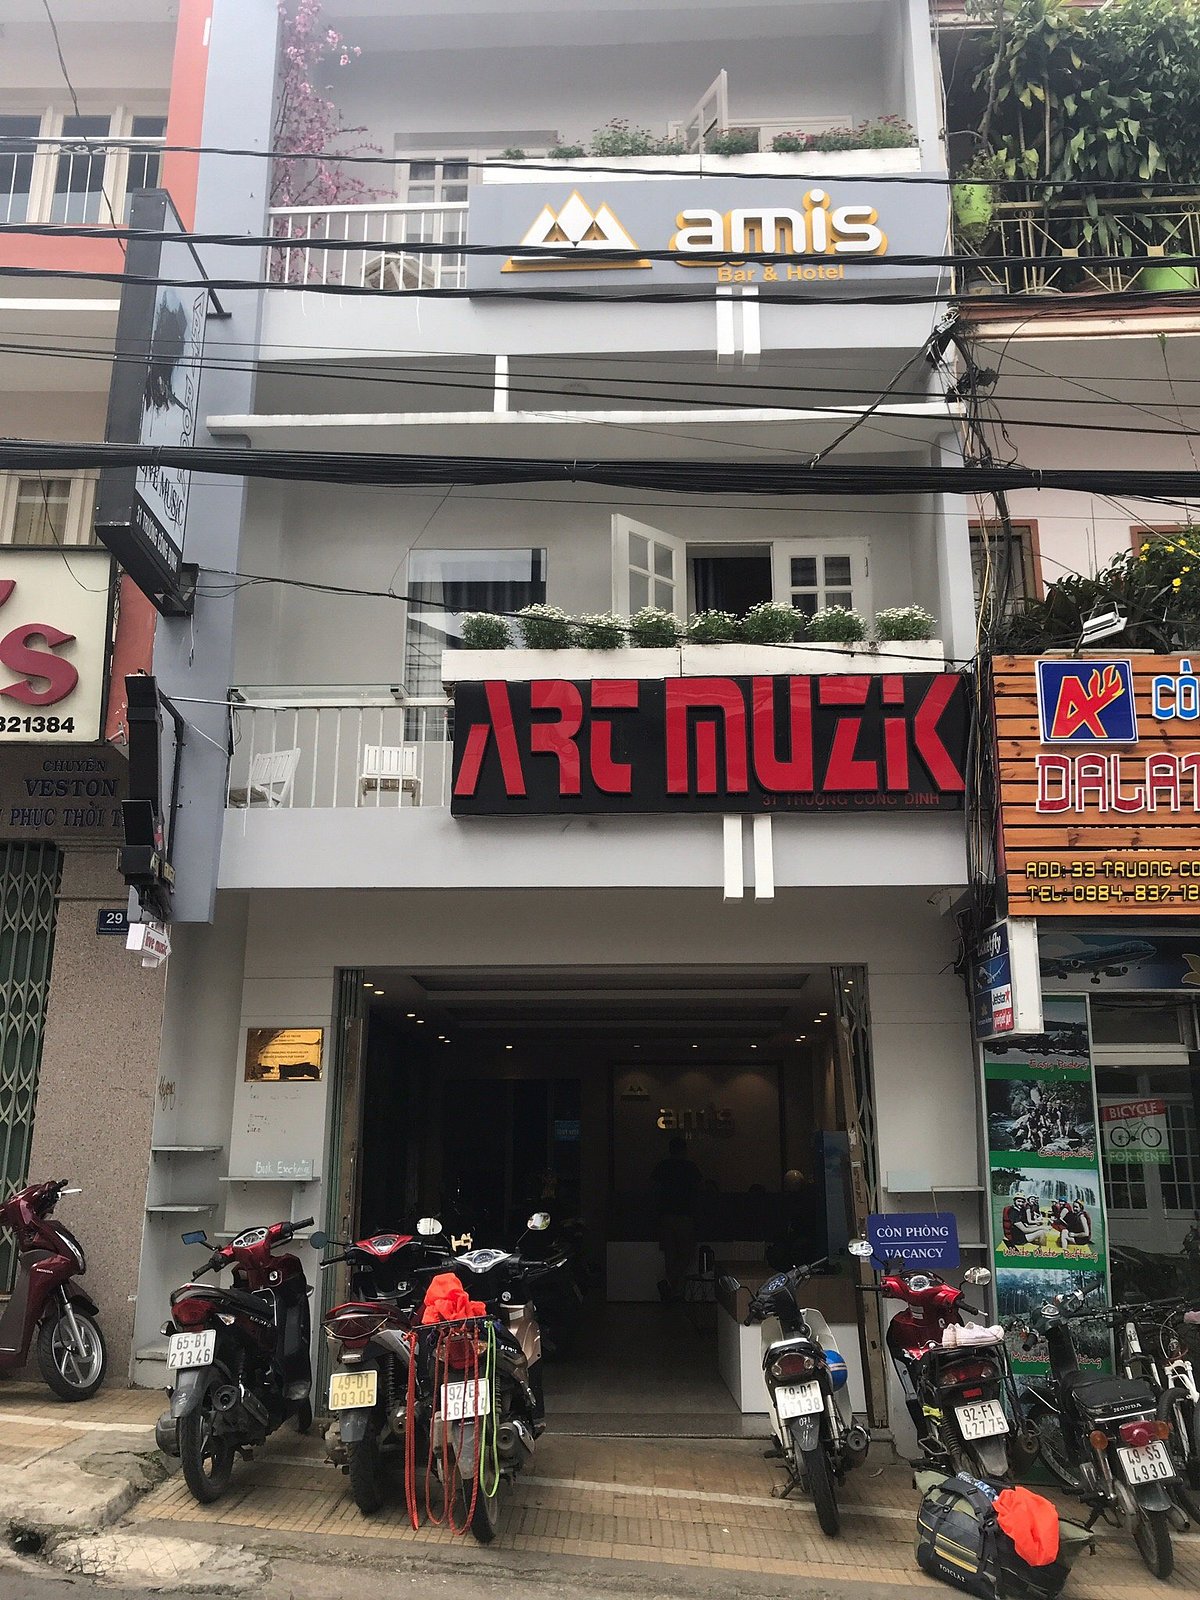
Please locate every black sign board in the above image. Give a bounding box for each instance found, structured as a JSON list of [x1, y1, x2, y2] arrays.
[[94, 189, 206, 616], [451, 672, 969, 816]]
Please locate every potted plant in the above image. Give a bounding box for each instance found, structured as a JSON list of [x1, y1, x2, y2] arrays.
[[875, 605, 937, 643], [952, 149, 1007, 252], [517, 603, 574, 649], [575, 613, 626, 650], [461, 613, 512, 650], [687, 610, 743, 644], [770, 132, 812, 154], [741, 601, 807, 644], [628, 607, 684, 647], [704, 128, 761, 157], [808, 605, 867, 645]]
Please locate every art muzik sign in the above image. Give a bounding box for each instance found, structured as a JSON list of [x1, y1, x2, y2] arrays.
[[995, 654, 1200, 915], [450, 672, 969, 816]]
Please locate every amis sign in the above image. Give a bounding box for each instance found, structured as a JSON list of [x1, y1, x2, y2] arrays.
[[451, 673, 969, 816], [467, 177, 946, 293]]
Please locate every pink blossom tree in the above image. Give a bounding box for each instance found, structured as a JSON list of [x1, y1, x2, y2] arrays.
[[271, 0, 375, 210]]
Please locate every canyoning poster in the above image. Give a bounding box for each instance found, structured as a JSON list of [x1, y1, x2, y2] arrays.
[[980, 994, 1111, 1378]]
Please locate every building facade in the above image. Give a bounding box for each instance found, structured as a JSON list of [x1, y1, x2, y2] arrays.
[[114, 0, 996, 1441], [0, 0, 211, 1370]]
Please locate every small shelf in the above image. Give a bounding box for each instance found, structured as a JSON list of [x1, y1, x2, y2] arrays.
[[218, 1174, 318, 1184], [146, 1203, 218, 1215], [151, 1145, 222, 1155]]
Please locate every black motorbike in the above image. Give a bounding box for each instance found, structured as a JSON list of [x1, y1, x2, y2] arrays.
[[1020, 1287, 1186, 1581], [156, 1220, 314, 1503], [719, 1260, 869, 1537], [314, 1217, 452, 1513], [1114, 1294, 1200, 1524]]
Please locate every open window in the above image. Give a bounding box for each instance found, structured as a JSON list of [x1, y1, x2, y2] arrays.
[[771, 539, 870, 619], [612, 516, 687, 618]]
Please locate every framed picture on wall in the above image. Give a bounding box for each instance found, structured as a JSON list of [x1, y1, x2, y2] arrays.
[[244, 1027, 324, 1083]]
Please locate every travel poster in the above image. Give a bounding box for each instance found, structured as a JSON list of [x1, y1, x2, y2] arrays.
[[980, 994, 1110, 1377]]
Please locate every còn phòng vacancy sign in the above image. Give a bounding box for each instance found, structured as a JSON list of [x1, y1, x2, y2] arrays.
[[995, 654, 1200, 916]]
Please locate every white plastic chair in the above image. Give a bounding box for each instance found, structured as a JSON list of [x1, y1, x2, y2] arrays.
[[228, 749, 300, 808], [358, 744, 420, 804]]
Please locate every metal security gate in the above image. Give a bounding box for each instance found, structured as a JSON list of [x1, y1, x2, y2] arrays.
[[0, 844, 61, 1289]]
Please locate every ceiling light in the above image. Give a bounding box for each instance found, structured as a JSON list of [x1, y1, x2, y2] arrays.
[[406, 1012, 416, 1018], [750, 1044, 758, 1050], [362, 981, 372, 988], [416, 1018, 425, 1025], [505, 1044, 514, 1051], [818, 1011, 828, 1018], [373, 989, 384, 996]]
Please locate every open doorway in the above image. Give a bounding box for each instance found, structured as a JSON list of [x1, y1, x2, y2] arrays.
[[348, 964, 877, 1437]]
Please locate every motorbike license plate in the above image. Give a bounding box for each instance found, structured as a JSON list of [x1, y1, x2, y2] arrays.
[[166, 1330, 215, 1370], [955, 1399, 1009, 1440], [1118, 1439, 1176, 1485], [776, 1381, 824, 1420], [441, 1378, 491, 1421], [328, 1369, 378, 1411]]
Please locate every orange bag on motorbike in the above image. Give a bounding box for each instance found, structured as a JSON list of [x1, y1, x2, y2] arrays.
[[420, 1271, 485, 1325]]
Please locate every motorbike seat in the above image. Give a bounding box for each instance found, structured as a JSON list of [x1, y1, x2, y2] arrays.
[[214, 1285, 275, 1320], [1063, 1373, 1155, 1414]]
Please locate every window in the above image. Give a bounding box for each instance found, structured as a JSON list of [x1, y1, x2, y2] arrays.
[[51, 114, 112, 224], [970, 521, 1040, 613], [0, 115, 42, 224], [771, 539, 869, 618], [0, 475, 97, 546], [404, 549, 546, 726], [1131, 523, 1200, 556], [124, 115, 167, 215]]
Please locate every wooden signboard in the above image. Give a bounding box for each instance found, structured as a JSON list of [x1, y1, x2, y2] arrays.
[[995, 654, 1200, 917]]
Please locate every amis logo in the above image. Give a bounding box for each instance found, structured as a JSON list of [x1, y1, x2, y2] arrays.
[[1036, 660, 1138, 743], [503, 191, 650, 271], [671, 189, 888, 260]]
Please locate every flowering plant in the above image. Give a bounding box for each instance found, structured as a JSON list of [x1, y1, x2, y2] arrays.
[[628, 607, 684, 647], [517, 603, 575, 649], [687, 610, 743, 644], [741, 601, 807, 644], [874, 605, 937, 642], [808, 605, 867, 643], [461, 613, 512, 650], [271, 0, 374, 211], [575, 613, 626, 650]]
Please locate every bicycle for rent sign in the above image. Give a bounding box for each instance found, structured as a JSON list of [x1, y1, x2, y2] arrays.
[[1100, 1099, 1170, 1165]]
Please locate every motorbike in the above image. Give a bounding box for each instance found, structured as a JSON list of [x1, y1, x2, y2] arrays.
[[850, 1240, 1023, 1484], [1020, 1287, 1186, 1581], [1113, 1295, 1200, 1524], [0, 1179, 106, 1399], [314, 1217, 452, 1514], [423, 1212, 562, 1543], [719, 1258, 870, 1537], [155, 1219, 315, 1504], [519, 1213, 588, 1360]]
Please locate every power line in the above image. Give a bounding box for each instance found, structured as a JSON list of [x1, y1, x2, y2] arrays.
[[6, 437, 1200, 498]]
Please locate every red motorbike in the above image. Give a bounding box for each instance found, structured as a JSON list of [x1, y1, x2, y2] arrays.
[[155, 1219, 314, 1503], [851, 1241, 1029, 1482], [0, 1179, 106, 1399]]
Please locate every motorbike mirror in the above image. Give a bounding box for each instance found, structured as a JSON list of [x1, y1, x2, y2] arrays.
[[848, 1238, 874, 1258], [527, 1211, 551, 1232], [717, 1274, 742, 1297], [964, 1267, 992, 1286], [181, 1230, 208, 1246], [60, 1187, 81, 1196], [417, 1217, 442, 1236], [308, 1231, 329, 1250]]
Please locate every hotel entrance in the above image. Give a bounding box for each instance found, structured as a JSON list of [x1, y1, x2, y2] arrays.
[[339, 963, 881, 1436]]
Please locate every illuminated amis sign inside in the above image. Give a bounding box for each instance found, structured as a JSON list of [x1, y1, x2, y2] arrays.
[[671, 190, 887, 258]]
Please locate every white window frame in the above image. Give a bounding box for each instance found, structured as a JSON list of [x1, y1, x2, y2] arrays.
[[0, 473, 98, 547], [612, 516, 687, 618], [0, 106, 165, 228], [771, 538, 870, 618]]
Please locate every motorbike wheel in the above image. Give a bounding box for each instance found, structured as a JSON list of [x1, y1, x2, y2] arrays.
[[36, 1307, 106, 1400], [347, 1427, 386, 1515], [797, 1436, 840, 1538], [451, 1473, 500, 1543], [1132, 1507, 1174, 1581], [295, 1398, 313, 1435], [1034, 1413, 1085, 1494], [178, 1381, 236, 1504]]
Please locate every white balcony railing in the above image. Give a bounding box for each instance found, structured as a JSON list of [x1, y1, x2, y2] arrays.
[[226, 692, 453, 810], [268, 202, 468, 290]]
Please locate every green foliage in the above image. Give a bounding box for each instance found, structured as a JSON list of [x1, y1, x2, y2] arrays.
[[517, 603, 574, 649], [770, 118, 916, 155], [575, 612, 626, 650], [705, 128, 761, 156], [589, 119, 686, 157], [875, 605, 937, 642], [992, 529, 1200, 652], [808, 605, 867, 643], [741, 601, 807, 644], [460, 613, 512, 650], [770, 132, 810, 153], [547, 144, 586, 160], [687, 610, 744, 644], [962, 0, 1200, 257], [628, 607, 685, 647], [499, 147, 527, 161]]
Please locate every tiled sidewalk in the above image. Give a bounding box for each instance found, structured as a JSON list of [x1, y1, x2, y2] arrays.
[[128, 1426, 1200, 1597], [2, 1381, 1197, 1598]]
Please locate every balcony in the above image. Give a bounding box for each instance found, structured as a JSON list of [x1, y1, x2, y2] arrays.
[[269, 202, 468, 291], [955, 193, 1200, 305]]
